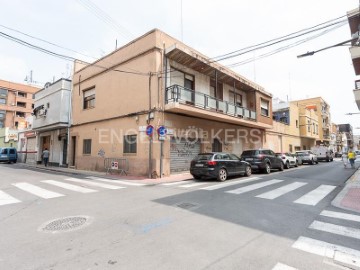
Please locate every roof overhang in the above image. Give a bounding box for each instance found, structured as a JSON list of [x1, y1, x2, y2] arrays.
[[165, 44, 272, 97]]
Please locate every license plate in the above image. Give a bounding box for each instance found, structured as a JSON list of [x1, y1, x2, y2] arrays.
[[195, 164, 204, 167], [245, 158, 253, 161]]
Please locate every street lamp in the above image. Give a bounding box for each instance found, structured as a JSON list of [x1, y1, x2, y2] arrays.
[[297, 38, 358, 58]]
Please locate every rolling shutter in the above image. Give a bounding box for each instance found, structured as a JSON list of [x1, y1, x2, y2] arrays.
[[170, 137, 201, 173]]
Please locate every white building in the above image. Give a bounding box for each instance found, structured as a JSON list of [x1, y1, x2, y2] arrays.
[[32, 79, 71, 166]]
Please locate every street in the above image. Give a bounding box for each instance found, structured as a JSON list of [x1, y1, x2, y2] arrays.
[[0, 160, 359, 270]]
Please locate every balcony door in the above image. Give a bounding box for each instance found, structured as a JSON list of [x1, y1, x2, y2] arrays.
[[210, 79, 223, 111], [170, 68, 195, 104]]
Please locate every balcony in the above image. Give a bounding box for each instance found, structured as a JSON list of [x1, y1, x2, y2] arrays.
[[164, 85, 267, 128], [349, 46, 360, 75], [354, 80, 360, 110]]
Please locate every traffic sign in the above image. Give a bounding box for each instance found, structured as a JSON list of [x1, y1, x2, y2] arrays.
[[146, 125, 154, 136], [157, 126, 167, 136]]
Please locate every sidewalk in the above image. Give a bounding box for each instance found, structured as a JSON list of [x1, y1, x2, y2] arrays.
[[16, 163, 193, 185], [332, 167, 360, 214]]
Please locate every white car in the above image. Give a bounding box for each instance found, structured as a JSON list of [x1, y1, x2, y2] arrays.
[[295, 150, 318, 165], [275, 152, 298, 169]]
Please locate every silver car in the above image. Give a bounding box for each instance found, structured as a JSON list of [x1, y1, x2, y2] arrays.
[[295, 150, 318, 165]]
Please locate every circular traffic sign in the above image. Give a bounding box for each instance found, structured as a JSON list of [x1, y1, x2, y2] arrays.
[[157, 126, 167, 136], [146, 125, 154, 136]]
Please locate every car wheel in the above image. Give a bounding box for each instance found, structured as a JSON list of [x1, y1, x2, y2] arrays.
[[192, 175, 201, 180], [311, 159, 315, 165], [279, 162, 284, 171], [217, 168, 227, 182], [285, 161, 290, 169], [295, 161, 298, 167], [264, 163, 271, 174], [244, 165, 252, 177]]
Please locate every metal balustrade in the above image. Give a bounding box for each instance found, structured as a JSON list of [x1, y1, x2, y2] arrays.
[[165, 85, 256, 121]]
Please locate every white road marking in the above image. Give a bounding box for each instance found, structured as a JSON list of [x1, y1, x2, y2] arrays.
[[256, 182, 307, 200], [64, 178, 125, 190], [292, 236, 360, 268], [86, 176, 146, 186], [226, 180, 283, 195], [42, 180, 97, 194], [309, 220, 360, 240], [0, 190, 21, 206], [272, 262, 298, 270], [294, 185, 336, 206], [200, 177, 261, 191], [179, 182, 209, 188], [161, 180, 195, 186], [12, 183, 64, 199], [320, 210, 360, 223]]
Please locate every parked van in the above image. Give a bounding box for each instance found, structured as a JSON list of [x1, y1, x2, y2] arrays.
[[0, 147, 18, 163], [311, 146, 334, 162]]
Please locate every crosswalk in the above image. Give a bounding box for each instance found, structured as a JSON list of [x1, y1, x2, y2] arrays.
[[0, 177, 139, 207], [271, 210, 360, 269], [161, 178, 337, 207], [291, 210, 360, 269]]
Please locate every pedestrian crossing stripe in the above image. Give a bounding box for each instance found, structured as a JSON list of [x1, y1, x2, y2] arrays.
[[86, 176, 146, 187], [309, 220, 360, 240], [179, 182, 208, 188], [64, 178, 126, 190], [42, 180, 97, 194], [12, 182, 64, 199], [320, 210, 360, 223], [256, 182, 307, 200], [0, 190, 21, 206], [294, 185, 336, 206], [226, 179, 283, 195], [272, 262, 298, 270], [200, 177, 261, 191], [292, 236, 360, 268]]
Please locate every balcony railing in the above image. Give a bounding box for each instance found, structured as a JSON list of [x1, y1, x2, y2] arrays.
[[165, 85, 256, 121]]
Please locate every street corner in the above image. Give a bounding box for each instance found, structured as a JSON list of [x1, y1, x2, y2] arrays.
[[339, 187, 360, 213]]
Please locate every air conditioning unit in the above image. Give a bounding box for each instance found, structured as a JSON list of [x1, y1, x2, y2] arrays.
[[38, 109, 46, 116]]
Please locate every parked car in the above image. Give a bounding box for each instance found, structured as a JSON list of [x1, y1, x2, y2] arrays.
[[190, 152, 252, 181], [275, 152, 298, 169], [311, 146, 334, 162], [295, 150, 318, 165], [241, 149, 283, 174], [0, 147, 18, 163], [334, 152, 342, 158]]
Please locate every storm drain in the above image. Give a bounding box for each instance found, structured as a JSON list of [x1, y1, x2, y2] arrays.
[[39, 216, 92, 233], [176, 202, 198, 210]]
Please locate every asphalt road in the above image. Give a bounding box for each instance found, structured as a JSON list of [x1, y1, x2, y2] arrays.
[[0, 160, 359, 270]]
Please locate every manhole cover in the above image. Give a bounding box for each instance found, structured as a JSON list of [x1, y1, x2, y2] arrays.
[[176, 202, 198, 209], [39, 216, 92, 233]]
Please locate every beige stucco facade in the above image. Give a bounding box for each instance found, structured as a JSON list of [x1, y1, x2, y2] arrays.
[[70, 29, 273, 177]]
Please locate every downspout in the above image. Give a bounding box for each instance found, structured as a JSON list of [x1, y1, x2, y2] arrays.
[[148, 72, 153, 178], [67, 80, 73, 167]]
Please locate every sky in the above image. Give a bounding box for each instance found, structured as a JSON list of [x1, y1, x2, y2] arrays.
[[1, 0, 360, 132]]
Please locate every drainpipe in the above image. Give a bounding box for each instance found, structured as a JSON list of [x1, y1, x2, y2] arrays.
[[148, 72, 153, 178], [67, 80, 72, 167]]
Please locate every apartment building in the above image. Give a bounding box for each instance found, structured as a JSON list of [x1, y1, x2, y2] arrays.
[[294, 97, 331, 146], [32, 79, 72, 166], [265, 99, 318, 152], [347, 7, 360, 109], [0, 80, 39, 147], [70, 29, 273, 176]]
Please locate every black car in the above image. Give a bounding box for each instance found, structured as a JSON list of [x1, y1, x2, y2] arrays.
[[190, 153, 252, 181], [241, 149, 284, 174]]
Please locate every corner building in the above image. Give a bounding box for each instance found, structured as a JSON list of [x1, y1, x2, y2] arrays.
[[70, 29, 273, 176]]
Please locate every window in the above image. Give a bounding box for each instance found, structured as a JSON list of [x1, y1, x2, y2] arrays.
[[0, 89, 7, 97], [17, 92, 26, 98], [17, 102, 26, 108], [15, 121, 18, 128], [9, 149, 15, 154], [0, 121, 3, 128], [0, 98, 6, 104], [83, 88, 95, 109], [184, 74, 194, 90], [83, 139, 92, 154], [296, 120, 298, 128], [16, 112, 25, 118], [307, 121, 311, 132], [229, 154, 240, 160], [313, 123, 315, 133], [289, 144, 293, 152], [229, 91, 242, 107], [0, 111, 5, 119], [260, 99, 269, 116], [123, 135, 137, 153]]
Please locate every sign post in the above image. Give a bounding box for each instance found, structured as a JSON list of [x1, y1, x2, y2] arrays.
[[157, 126, 167, 178]]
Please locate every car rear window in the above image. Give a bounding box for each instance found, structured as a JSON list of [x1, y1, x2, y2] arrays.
[[241, 150, 259, 156], [193, 154, 213, 161]]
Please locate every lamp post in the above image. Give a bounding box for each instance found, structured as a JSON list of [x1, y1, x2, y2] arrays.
[[297, 38, 358, 58]]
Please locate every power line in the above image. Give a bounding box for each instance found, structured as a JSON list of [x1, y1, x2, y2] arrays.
[[76, 0, 134, 41]]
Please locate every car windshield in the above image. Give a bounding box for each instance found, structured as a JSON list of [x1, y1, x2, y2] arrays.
[[296, 152, 306, 156], [241, 150, 259, 156], [193, 154, 213, 161]]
